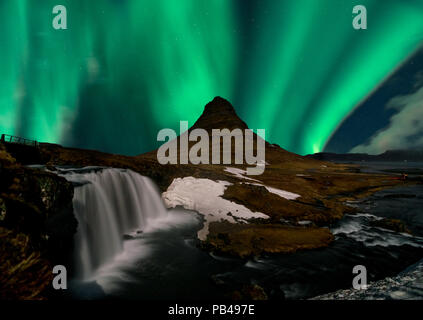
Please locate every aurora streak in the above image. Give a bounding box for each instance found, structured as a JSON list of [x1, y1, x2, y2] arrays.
[[1, 0, 423, 155]]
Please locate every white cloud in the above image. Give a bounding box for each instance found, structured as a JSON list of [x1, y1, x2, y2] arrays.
[[351, 85, 423, 154]]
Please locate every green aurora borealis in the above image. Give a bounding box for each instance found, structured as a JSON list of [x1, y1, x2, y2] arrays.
[[1, 0, 423, 155]]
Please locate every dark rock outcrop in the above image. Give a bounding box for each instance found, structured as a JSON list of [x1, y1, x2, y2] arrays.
[[370, 218, 412, 234], [230, 284, 269, 301], [0, 144, 76, 299]]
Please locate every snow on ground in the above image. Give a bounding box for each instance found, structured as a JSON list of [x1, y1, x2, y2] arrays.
[[225, 167, 301, 200], [162, 177, 269, 240], [224, 167, 260, 182], [258, 184, 300, 200]]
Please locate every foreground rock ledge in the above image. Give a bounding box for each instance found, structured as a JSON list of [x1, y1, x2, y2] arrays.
[[202, 221, 334, 258]]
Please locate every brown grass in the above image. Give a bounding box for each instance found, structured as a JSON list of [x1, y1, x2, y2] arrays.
[[204, 222, 334, 258], [0, 227, 52, 300]]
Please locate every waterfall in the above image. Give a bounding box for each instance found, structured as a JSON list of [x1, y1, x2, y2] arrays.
[[61, 168, 168, 280]]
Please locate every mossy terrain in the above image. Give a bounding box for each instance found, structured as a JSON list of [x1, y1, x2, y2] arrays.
[[203, 221, 334, 258]]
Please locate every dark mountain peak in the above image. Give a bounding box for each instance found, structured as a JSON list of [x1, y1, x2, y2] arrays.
[[139, 96, 301, 161], [204, 96, 236, 114], [191, 97, 249, 131]]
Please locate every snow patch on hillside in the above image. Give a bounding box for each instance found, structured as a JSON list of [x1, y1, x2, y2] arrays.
[[224, 167, 260, 182], [162, 177, 269, 240], [256, 184, 300, 200], [224, 167, 301, 200]]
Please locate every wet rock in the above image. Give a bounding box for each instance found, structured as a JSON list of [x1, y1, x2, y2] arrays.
[[227, 284, 268, 301], [241, 285, 268, 300], [370, 218, 412, 234], [123, 234, 135, 240], [46, 165, 57, 172], [269, 286, 286, 300], [210, 274, 226, 287], [123, 230, 144, 240], [229, 290, 243, 300], [0, 198, 6, 222]]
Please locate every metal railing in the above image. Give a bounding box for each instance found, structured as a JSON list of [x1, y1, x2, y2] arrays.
[[1, 134, 39, 148]]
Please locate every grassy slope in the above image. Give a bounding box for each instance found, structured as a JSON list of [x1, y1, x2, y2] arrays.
[[37, 140, 407, 258]]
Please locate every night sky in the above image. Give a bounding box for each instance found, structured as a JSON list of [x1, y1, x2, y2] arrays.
[[1, 0, 423, 156], [326, 48, 423, 154]]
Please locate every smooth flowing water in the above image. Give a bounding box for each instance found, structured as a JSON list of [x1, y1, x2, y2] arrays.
[[61, 168, 168, 280]]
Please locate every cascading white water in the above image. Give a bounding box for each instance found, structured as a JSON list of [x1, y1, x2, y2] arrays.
[[61, 168, 168, 280]]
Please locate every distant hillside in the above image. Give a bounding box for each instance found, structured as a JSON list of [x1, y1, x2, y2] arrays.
[[307, 149, 423, 162]]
